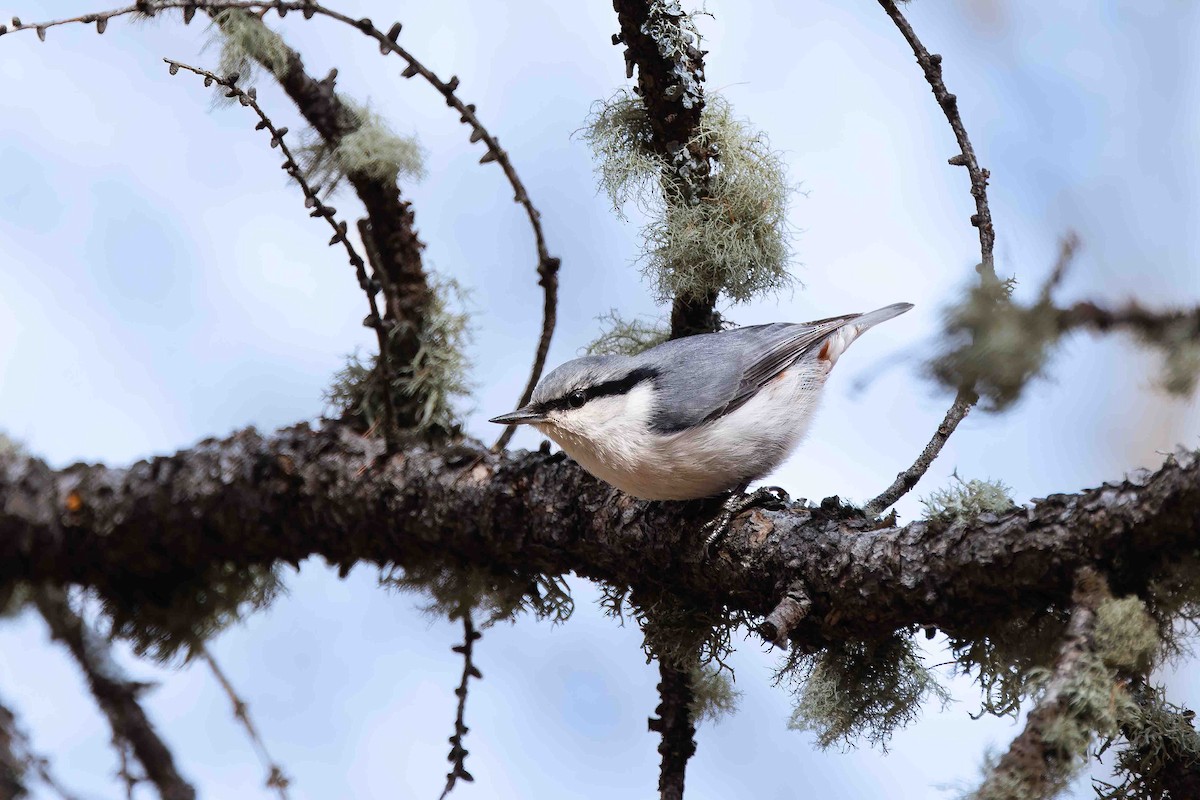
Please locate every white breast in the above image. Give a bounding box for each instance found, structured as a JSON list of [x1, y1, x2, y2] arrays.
[[539, 359, 831, 500]]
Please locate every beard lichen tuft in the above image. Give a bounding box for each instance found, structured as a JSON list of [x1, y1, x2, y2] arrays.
[[325, 273, 471, 436], [581, 91, 794, 304], [781, 634, 950, 751], [689, 662, 742, 726], [100, 563, 284, 662], [209, 9, 290, 87], [1093, 596, 1159, 675], [586, 310, 671, 356], [381, 563, 573, 627], [300, 99, 426, 195], [928, 280, 1057, 411], [921, 472, 1015, 526]]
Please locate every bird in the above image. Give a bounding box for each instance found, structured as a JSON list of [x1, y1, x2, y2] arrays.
[[490, 302, 913, 547]]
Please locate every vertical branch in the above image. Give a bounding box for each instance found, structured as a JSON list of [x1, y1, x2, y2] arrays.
[[198, 648, 290, 799], [32, 587, 196, 800], [867, 0, 1002, 513], [612, 0, 721, 340], [439, 610, 481, 800], [648, 660, 697, 800]]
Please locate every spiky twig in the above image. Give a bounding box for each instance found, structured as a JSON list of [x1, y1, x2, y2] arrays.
[[867, 0, 1000, 513], [199, 647, 290, 799], [439, 610, 481, 800], [164, 57, 401, 453]]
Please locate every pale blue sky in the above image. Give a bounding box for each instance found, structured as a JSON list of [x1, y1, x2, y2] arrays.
[[1, 1, 1198, 798]]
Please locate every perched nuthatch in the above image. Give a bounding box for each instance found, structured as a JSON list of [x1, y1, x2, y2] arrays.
[[491, 303, 912, 542]]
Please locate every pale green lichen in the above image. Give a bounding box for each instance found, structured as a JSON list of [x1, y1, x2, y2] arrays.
[[325, 274, 472, 434], [586, 310, 670, 356], [1096, 684, 1200, 800], [921, 472, 1015, 525], [948, 612, 1069, 719], [783, 635, 950, 751], [689, 663, 741, 725], [302, 99, 426, 193], [581, 91, 794, 304], [210, 9, 290, 84], [929, 279, 1057, 412], [1093, 596, 1159, 675]]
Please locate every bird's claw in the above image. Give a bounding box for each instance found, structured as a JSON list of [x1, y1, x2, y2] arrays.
[[702, 486, 791, 553]]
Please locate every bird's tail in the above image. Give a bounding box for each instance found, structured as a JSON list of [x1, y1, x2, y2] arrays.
[[853, 302, 915, 331], [819, 302, 913, 367]]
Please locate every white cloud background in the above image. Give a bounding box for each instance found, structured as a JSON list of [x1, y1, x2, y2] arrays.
[[0, 0, 1198, 797]]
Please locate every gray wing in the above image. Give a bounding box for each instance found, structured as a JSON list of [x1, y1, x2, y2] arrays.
[[638, 315, 858, 432]]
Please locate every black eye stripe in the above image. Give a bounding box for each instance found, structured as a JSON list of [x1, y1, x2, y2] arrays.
[[540, 367, 658, 413]]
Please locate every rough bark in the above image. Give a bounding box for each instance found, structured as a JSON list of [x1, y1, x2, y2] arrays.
[[648, 661, 696, 800], [612, 0, 720, 339], [1, 425, 1197, 652]]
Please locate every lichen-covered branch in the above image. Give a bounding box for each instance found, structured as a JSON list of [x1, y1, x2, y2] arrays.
[[610, 0, 719, 339], [165, 57, 404, 452], [1, 426, 1197, 655], [972, 569, 1108, 799], [32, 588, 195, 800]]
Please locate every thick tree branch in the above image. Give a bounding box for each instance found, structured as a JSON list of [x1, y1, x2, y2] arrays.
[[32, 588, 195, 800], [2, 426, 1197, 652]]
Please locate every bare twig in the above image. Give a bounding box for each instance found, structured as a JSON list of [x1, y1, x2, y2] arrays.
[[1, 1, 558, 449], [199, 647, 291, 799], [32, 587, 196, 800], [648, 660, 697, 800], [163, 57, 401, 453], [864, 389, 975, 515], [439, 610, 481, 800], [868, 0, 1000, 512], [1037, 232, 1081, 305]]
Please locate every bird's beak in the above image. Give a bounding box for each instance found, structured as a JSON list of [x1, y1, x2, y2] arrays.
[[488, 406, 546, 425]]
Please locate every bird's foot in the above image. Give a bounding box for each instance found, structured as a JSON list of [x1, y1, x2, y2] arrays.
[[702, 486, 791, 553]]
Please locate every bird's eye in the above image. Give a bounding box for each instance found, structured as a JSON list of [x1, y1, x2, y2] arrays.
[[567, 390, 587, 409]]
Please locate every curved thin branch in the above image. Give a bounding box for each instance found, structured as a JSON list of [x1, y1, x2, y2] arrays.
[[164, 57, 401, 452], [2, 426, 1197, 652], [1, 1, 558, 448], [869, 0, 1000, 511]]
